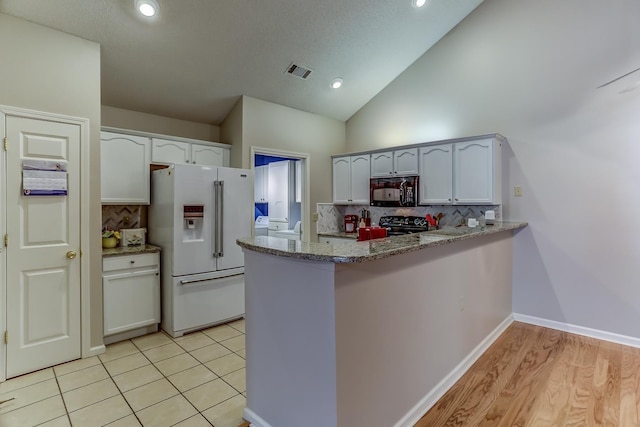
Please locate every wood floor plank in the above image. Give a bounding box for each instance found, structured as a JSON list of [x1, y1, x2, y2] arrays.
[[564, 335, 598, 426], [586, 342, 609, 426], [619, 345, 639, 426], [415, 323, 541, 426], [602, 344, 622, 427], [414, 323, 640, 427], [478, 327, 564, 427], [524, 331, 575, 427]]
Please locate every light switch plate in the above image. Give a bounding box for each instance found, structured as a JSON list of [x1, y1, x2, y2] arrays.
[[312, 213, 319, 222]]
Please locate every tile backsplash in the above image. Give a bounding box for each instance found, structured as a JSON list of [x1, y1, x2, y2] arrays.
[[102, 205, 147, 231], [316, 203, 502, 234]]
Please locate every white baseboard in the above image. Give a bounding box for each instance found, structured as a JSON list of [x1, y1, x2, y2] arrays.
[[243, 407, 272, 427], [513, 313, 640, 349], [394, 314, 515, 427]]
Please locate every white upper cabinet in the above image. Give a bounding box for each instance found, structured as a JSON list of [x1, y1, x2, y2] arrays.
[[101, 131, 151, 205], [151, 138, 190, 164], [419, 144, 453, 205], [370, 148, 418, 177], [453, 138, 501, 205], [191, 143, 225, 166], [418, 137, 501, 205], [332, 154, 370, 204], [151, 137, 229, 167], [393, 148, 419, 176], [254, 165, 268, 203], [370, 151, 394, 177]]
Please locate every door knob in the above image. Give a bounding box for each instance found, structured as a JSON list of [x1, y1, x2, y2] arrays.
[[66, 251, 77, 259]]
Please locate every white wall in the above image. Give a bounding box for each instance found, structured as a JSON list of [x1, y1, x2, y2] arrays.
[[346, 0, 640, 338], [0, 13, 103, 348], [102, 105, 221, 142], [222, 96, 346, 241]]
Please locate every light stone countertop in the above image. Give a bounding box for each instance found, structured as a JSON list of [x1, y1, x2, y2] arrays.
[[317, 231, 358, 239], [102, 243, 161, 258], [237, 221, 528, 264]]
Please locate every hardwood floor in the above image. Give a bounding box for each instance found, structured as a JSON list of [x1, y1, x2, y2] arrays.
[[415, 321, 640, 426]]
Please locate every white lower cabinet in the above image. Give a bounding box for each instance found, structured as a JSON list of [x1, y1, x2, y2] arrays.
[[103, 252, 160, 338]]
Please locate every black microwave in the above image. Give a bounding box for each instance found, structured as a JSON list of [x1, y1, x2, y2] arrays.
[[370, 176, 418, 207]]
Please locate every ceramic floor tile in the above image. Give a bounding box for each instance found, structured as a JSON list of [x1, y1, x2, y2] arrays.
[[202, 394, 246, 427], [222, 368, 246, 393], [153, 353, 200, 377], [57, 364, 109, 393], [0, 378, 59, 414], [189, 342, 232, 364], [62, 378, 119, 412], [173, 332, 216, 352], [0, 368, 54, 394], [235, 349, 246, 359], [99, 340, 140, 363], [38, 415, 72, 427], [131, 332, 173, 351], [112, 364, 164, 393], [104, 352, 150, 377], [167, 364, 218, 393], [204, 353, 245, 377], [53, 356, 100, 377], [69, 395, 132, 427], [219, 335, 245, 352], [202, 325, 242, 342], [104, 414, 143, 426], [135, 394, 198, 427], [143, 342, 185, 363], [190, 343, 231, 363], [123, 378, 179, 412], [0, 395, 66, 427], [183, 379, 238, 412], [227, 318, 245, 333], [172, 413, 214, 427]]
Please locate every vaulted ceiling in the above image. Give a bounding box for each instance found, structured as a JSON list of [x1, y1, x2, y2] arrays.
[[0, 0, 483, 124]]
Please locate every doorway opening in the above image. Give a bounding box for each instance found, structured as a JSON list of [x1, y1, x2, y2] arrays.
[[251, 147, 310, 242]]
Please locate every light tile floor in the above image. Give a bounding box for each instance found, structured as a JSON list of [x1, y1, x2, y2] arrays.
[[0, 319, 247, 427]]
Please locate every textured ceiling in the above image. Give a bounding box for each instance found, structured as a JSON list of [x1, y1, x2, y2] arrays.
[[0, 0, 483, 125]]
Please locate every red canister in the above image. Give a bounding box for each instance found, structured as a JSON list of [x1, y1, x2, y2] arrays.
[[344, 215, 358, 233]]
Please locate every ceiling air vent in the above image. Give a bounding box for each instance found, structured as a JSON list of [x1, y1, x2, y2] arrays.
[[285, 63, 313, 80]]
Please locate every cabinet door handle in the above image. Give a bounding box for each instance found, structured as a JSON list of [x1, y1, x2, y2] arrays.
[[130, 260, 135, 264]]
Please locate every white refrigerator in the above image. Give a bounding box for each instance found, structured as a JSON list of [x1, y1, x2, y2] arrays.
[[149, 163, 253, 337]]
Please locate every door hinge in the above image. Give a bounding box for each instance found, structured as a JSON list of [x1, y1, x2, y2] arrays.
[[4, 331, 7, 344], [3, 137, 7, 151], [3, 234, 7, 247]]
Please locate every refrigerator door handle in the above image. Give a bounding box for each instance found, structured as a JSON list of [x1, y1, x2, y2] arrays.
[[214, 180, 224, 258]]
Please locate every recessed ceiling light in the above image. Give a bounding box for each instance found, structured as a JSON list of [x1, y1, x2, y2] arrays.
[[412, 0, 428, 8], [136, 0, 159, 17], [330, 78, 343, 89]]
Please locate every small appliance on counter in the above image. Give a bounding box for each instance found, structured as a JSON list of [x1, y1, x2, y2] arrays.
[[120, 228, 146, 247], [485, 210, 495, 225], [344, 215, 358, 233]]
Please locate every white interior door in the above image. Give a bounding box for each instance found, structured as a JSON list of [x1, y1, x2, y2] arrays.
[[5, 116, 81, 378]]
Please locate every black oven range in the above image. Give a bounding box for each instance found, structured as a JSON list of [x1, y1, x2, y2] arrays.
[[379, 216, 430, 236]]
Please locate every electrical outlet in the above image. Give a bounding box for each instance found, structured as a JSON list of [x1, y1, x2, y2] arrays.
[[312, 213, 319, 222], [514, 186, 523, 197]]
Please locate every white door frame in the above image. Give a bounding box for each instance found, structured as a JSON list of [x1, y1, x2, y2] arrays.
[[250, 147, 310, 243], [0, 105, 93, 382]]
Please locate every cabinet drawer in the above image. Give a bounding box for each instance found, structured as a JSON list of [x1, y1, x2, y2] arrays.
[[103, 253, 159, 272]]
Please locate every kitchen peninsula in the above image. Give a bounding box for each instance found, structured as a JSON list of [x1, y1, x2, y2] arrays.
[[237, 222, 527, 427]]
